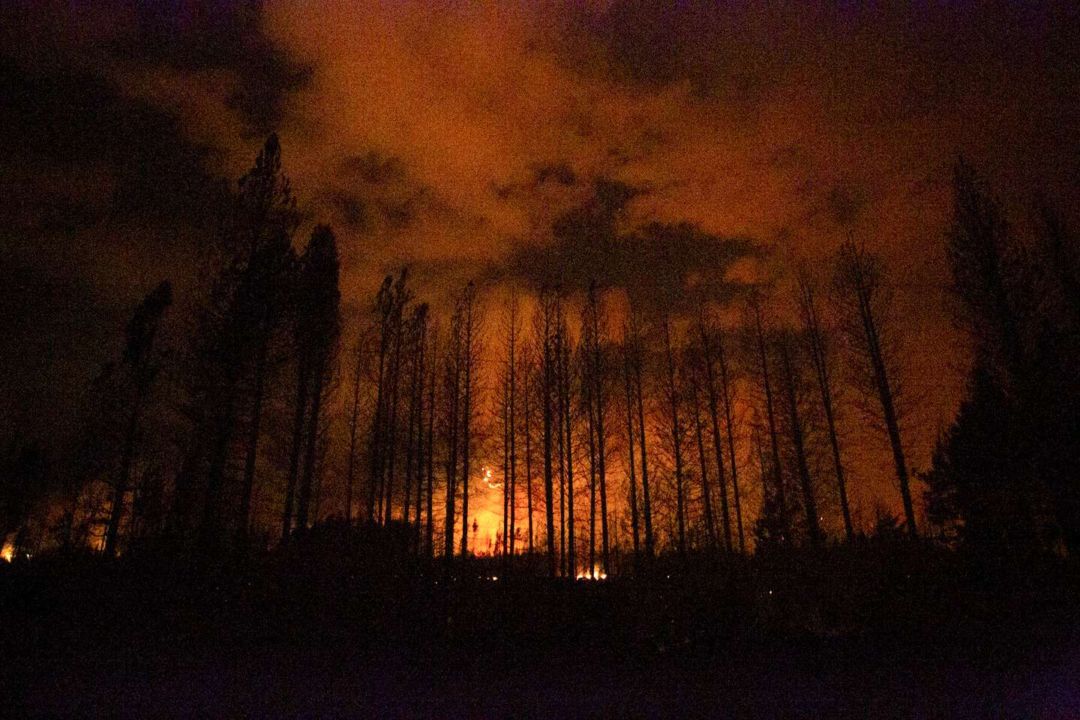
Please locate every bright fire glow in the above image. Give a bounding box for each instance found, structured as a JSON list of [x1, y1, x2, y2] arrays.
[[0, 543, 13, 563], [576, 567, 608, 581], [481, 466, 502, 489], [466, 466, 504, 556]]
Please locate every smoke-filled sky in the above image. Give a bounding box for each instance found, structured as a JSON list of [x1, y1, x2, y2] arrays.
[[2, 1, 1079, 484]]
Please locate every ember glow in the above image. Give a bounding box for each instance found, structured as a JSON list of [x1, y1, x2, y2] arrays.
[[576, 568, 608, 581]]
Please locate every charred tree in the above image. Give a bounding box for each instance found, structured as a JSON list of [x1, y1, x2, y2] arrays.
[[293, 226, 341, 532], [687, 356, 717, 553], [629, 313, 655, 561], [366, 275, 395, 523], [536, 290, 559, 577], [750, 295, 788, 545], [833, 238, 917, 537], [662, 319, 688, 557], [795, 267, 854, 541], [104, 281, 173, 556], [622, 341, 642, 567], [697, 307, 731, 554], [457, 281, 480, 558], [715, 328, 745, 553], [778, 333, 822, 549]]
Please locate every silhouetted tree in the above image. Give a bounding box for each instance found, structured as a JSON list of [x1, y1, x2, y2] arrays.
[[621, 334, 642, 567], [662, 319, 687, 557], [521, 345, 535, 555], [832, 238, 917, 537], [104, 280, 172, 556], [923, 159, 1079, 556], [382, 273, 412, 525], [696, 306, 730, 553], [715, 322, 745, 552], [749, 294, 788, 545], [558, 304, 576, 575], [443, 300, 463, 563], [344, 326, 373, 524], [584, 283, 611, 574], [366, 275, 395, 523], [424, 328, 439, 557], [235, 174, 298, 547], [687, 351, 717, 553], [292, 226, 341, 533], [500, 290, 519, 559], [457, 281, 481, 558], [922, 366, 1017, 549], [795, 266, 854, 541], [402, 304, 429, 528], [535, 289, 559, 576], [777, 332, 822, 549], [628, 310, 655, 561], [180, 134, 297, 556]]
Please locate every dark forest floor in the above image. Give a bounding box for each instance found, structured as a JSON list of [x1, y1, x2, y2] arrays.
[[2, 532, 1079, 718]]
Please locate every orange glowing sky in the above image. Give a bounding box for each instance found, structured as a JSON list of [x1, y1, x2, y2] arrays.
[[2, 1, 1078, 537]]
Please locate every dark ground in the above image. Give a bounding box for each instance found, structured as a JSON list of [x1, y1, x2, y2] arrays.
[[2, 532, 1078, 718]]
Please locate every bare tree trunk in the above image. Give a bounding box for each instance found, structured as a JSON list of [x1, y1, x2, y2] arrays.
[[105, 390, 145, 557], [509, 317, 518, 557], [444, 336, 461, 564], [425, 345, 436, 557], [237, 324, 270, 546], [367, 290, 392, 523], [698, 308, 732, 553], [868, 328, 916, 537], [459, 289, 476, 558], [586, 359, 597, 576], [524, 356, 534, 555], [716, 332, 745, 553], [689, 372, 717, 552], [413, 364, 425, 552], [403, 314, 426, 527], [663, 320, 687, 557], [561, 321, 576, 577], [383, 312, 405, 526], [402, 360, 417, 528], [589, 288, 611, 574], [555, 315, 566, 575], [502, 370, 510, 558], [778, 335, 822, 548], [752, 299, 787, 543], [282, 359, 309, 540], [837, 241, 917, 537], [541, 300, 557, 577], [623, 346, 641, 568], [296, 360, 326, 531], [797, 271, 854, 541], [632, 318, 655, 561], [345, 337, 365, 525]]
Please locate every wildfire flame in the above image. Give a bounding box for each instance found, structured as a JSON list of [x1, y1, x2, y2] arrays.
[[482, 466, 501, 489]]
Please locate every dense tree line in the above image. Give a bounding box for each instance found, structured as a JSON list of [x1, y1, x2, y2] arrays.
[[1, 145, 1077, 579], [923, 160, 1080, 561]]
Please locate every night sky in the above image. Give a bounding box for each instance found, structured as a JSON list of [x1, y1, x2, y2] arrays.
[[2, 1, 1079, 527]]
